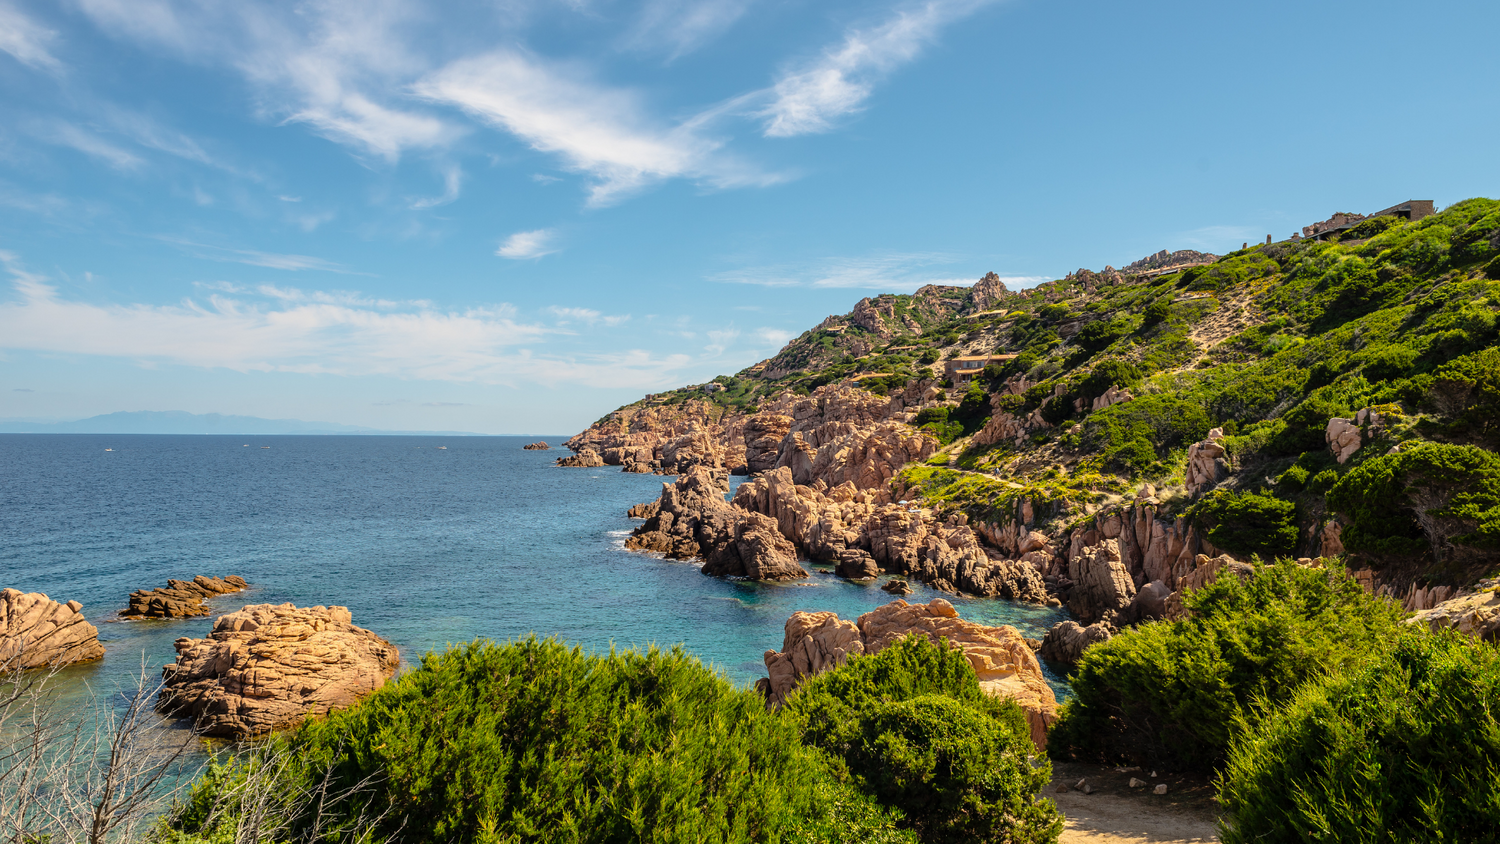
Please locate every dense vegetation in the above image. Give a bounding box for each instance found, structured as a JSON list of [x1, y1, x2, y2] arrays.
[[1218, 629, 1500, 842], [164, 637, 1058, 844], [1048, 561, 1405, 772]]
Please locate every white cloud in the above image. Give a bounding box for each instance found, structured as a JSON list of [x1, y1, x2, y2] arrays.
[[159, 237, 356, 273], [755, 327, 794, 348], [415, 50, 779, 205], [548, 305, 631, 326], [294, 211, 336, 232], [74, 0, 459, 162], [0, 253, 692, 389], [0, 2, 61, 71], [623, 0, 754, 60], [496, 228, 559, 260], [42, 122, 143, 170], [760, 0, 997, 137], [704, 327, 739, 355], [409, 164, 462, 210]]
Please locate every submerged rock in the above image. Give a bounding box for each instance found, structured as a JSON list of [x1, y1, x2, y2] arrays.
[[758, 598, 1058, 750], [158, 603, 398, 738], [0, 588, 105, 669], [121, 575, 248, 619]]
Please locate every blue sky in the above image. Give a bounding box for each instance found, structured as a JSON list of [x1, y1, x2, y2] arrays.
[[1, 0, 1497, 434]]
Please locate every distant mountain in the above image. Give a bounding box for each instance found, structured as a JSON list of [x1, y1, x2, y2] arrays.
[[0, 411, 484, 436]]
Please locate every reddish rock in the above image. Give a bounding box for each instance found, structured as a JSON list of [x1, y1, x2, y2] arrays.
[[0, 589, 105, 669]]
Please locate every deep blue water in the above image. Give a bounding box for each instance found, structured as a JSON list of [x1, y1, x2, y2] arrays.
[[0, 434, 1068, 705]]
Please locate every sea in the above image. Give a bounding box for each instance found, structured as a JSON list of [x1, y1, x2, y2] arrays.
[[0, 434, 1070, 717]]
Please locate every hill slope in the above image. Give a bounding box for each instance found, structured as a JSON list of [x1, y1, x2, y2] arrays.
[[567, 199, 1500, 616]]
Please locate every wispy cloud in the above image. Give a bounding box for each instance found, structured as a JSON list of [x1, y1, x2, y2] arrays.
[[713, 252, 990, 292], [41, 122, 144, 170], [548, 305, 631, 326], [759, 0, 997, 137], [496, 228, 559, 260], [0, 2, 61, 71], [0, 252, 693, 389], [623, 0, 754, 60], [409, 164, 462, 210], [159, 237, 357, 273], [415, 50, 779, 205]]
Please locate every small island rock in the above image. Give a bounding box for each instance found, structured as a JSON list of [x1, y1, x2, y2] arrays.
[[556, 449, 605, 467], [157, 603, 398, 738], [522, 441, 551, 450], [0, 588, 105, 669], [122, 575, 247, 619]]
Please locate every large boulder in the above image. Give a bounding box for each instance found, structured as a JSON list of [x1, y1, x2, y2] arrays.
[[758, 598, 1058, 750], [627, 468, 807, 581], [1184, 428, 1229, 496], [157, 603, 399, 738], [0, 589, 105, 669], [1407, 578, 1500, 640], [1037, 620, 1112, 665], [1066, 539, 1136, 625], [556, 449, 605, 468], [122, 575, 247, 619], [1163, 554, 1255, 619]]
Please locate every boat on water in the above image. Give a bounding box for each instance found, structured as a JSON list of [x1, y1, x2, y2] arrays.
[[436, 446, 447, 450], [104, 448, 112, 452]]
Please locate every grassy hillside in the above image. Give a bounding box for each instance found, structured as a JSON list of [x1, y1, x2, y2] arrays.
[[623, 198, 1500, 587]]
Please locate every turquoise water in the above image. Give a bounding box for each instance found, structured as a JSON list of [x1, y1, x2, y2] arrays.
[[0, 434, 1069, 707]]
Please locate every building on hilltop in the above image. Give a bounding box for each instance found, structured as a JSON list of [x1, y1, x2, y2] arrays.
[[944, 354, 1018, 384], [1300, 200, 1435, 241]]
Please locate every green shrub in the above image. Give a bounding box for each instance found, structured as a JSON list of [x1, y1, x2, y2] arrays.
[[788, 636, 1062, 844], [1218, 629, 1500, 843], [1191, 490, 1299, 559], [1048, 561, 1404, 772], [1277, 464, 1309, 492], [1307, 467, 1339, 494], [919, 349, 940, 364], [1083, 393, 1211, 473], [1328, 441, 1500, 562], [167, 638, 915, 844], [1140, 300, 1172, 328]]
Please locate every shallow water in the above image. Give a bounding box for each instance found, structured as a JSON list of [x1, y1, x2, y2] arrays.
[[0, 434, 1070, 711]]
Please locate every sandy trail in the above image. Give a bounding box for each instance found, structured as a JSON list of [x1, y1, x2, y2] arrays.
[[1046, 762, 1221, 844]]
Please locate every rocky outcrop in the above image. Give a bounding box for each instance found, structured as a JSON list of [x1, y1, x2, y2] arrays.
[[522, 441, 551, 450], [972, 409, 1035, 448], [556, 449, 605, 468], [881, 578, 913, 595], [660, 426, 728, 474], [743, 414, 793, 473], [626, 468, 807, 581], [1184, 428, 1228, 496], [1037, 620, 1112, 665], [157, 603, 398, 739], [969, 271, 1014, 312], [1090, 385, 1133, 413], [1066, 539, 1136, 625], [122, 575, 247, 619], [1407, 578, 1500, 640], [0, 589, 105, 669], [834, 549, 880, 581], [1163, 554, 1254, 619], [757, 599, 1058, 750], [1326, 407, 1386, 464], [1320, 519, 1346, 556]]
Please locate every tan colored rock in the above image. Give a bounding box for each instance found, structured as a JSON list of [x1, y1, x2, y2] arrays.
[[1163, 554, 1255, 619], [122, 575, 248, 619], [556, 449, 605, 468], [1037, 620, 1111, 665], [1067, 539, 1136, 625], [1090, 384, 1134, 413], [0, 588, 105, 669], [1407, 578, 1500, 640], [759, 598, 1058, 750], [1320, 520, 1346, 556], [627, 468, 807, 581], [1185, 428, 1229, 496], [743, 413, 793, 473], [522, 441, 551, 450], [157, 603, 398, 738]]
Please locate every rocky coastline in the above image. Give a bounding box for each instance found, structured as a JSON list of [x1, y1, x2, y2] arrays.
[[121, 574, 248, 619]]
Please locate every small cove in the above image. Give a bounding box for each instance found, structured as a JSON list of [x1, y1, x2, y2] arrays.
[[0, 433, 1072, 724]]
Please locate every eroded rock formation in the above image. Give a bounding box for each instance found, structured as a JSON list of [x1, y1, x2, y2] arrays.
[[522, 441, 551, 450], [0, 589, 105, 669], [1037, 620, 1112, 665], [1408, 578, 1500, 640], [122, 575, 247, 619], [1185, 428, 1228, 496], [626, 468, 806, 581], [158, 603, 399, 738], [1326, 407, 1386, 464], [1066, 539, 1136, 625], [757, 598, 1057, 750], [556, 449, 605, 468]]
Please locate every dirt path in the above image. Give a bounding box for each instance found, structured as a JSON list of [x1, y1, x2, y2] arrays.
[[1046, 762, 1221, 844]]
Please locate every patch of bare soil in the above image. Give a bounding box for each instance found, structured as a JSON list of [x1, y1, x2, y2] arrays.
[[1043, 762, 1221, 844]]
